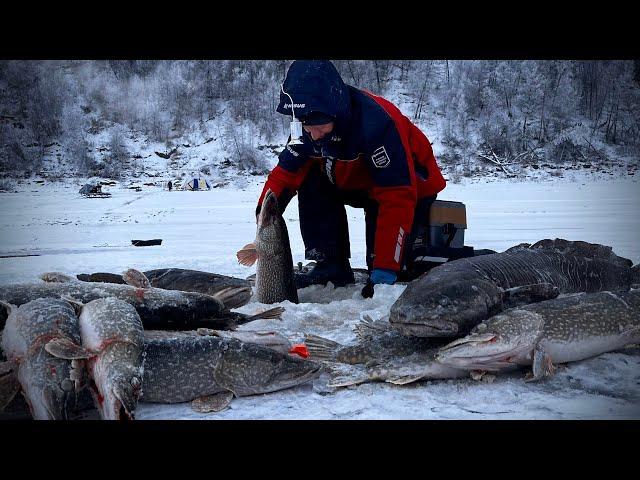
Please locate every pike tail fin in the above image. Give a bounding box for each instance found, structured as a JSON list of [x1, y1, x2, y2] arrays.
[[304, 334, 343, 362]]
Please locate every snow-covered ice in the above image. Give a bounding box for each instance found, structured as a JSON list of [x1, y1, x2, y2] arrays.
[[1, 173, 639, 419]]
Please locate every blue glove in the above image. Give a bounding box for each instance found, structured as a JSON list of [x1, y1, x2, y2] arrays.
[[370, 268, 397, 285]]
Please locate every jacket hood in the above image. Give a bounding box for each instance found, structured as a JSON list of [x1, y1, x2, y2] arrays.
[[277, 60, 351, 132]]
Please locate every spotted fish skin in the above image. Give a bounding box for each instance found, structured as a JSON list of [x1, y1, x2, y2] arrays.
[[0, 280, 234, 331], [437, 290, 640, 373], [305, 318, 465, 388], [390, 239, 639, 338], [76, 298, 145, 420], [1, 328, 300, 417], [1, 299, 81, 420], [249, 190, 298, 304], [144, 328, 293, 355], [140, 335, 320, 404], [77, 269, 252, 310], [306, 318, 436, 365]]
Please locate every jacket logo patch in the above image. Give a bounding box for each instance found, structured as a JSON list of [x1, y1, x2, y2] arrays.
[[372, 146, 390, 168]]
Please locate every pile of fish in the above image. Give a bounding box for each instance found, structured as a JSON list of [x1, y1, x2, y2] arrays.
[[76, 268, 252, 309], [1, 269, 268, 331], [307, 239, 640, 388], [389, 239, 639, 337], [2, 193, 640, 420], [0, 267, 321, 420]]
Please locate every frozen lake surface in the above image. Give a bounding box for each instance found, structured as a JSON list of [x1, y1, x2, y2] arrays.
[[1, 173, 639, 419]]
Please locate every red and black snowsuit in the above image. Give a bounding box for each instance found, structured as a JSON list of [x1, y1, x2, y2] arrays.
[[258, 60, 446, 272]]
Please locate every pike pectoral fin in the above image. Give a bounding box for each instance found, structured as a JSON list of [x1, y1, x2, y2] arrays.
[[237, 243, 258, 266], [504, 283, 560, 307], [44, 338, 93, 360], [212, 286, 252, 309], [387, 374, 425, 385], [60, 295, 85, 316], [0, 300, 15, 318], [122, 268, 152, 288], [527, 344, 556, 382], [191, 391, 234, 413], [327, 375, 367, 388]]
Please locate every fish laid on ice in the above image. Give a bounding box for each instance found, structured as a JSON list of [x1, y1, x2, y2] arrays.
[[1, 299, 82, 420], [390, 239, 640, 338], [1, 271, 280, 331], [140, 334, 321, 412], [73, 268, 252, 310], [436, 289, 640, 381], [305, 316, 466, 388], [46, 297, 145, 420], [1, 325, 299, 419], [144, 328, 293, 356]]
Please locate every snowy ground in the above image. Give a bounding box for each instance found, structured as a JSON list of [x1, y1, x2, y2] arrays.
[[1, 173, 639, 419]]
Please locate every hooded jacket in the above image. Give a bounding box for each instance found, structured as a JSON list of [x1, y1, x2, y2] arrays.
[[258, 60, 446, 272]]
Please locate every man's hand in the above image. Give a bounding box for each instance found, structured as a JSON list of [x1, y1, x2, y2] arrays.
[[361, 268, 397, 298]]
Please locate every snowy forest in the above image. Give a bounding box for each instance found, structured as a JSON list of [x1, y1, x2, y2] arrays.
[[1, 60, 639, 182]]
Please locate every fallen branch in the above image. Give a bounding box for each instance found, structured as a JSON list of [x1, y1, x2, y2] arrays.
[[477, 152, 514, 176]]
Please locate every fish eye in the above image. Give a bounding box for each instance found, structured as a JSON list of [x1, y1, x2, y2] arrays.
[[476, 323, 487, 332]]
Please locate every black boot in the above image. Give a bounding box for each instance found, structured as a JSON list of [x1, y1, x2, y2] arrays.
[[294, 259, 355, 289]]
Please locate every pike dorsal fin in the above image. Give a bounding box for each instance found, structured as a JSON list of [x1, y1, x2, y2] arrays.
[[528, 239, 633, 267], [60, 295, 84, 316], [40, 272, 75, 283]]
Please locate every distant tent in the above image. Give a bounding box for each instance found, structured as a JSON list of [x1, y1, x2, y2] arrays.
[[185, 177, 211, 191]]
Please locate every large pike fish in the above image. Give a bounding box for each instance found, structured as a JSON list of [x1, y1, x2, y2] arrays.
[[436, 289, 640, 381], [390, 239, 640, 337], [0, 299, 81, 419], [0, 271, 282, 331], [75, 268, 252, 310], [140, 334, 321, 412], [1, 326, 303, 419], [237, 190, 298, 304], [305, 316, 466, 388], [45, 297, 145, 420]]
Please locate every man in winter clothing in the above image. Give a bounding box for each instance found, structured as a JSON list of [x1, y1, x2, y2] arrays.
[[256, 60, 446, 295]]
